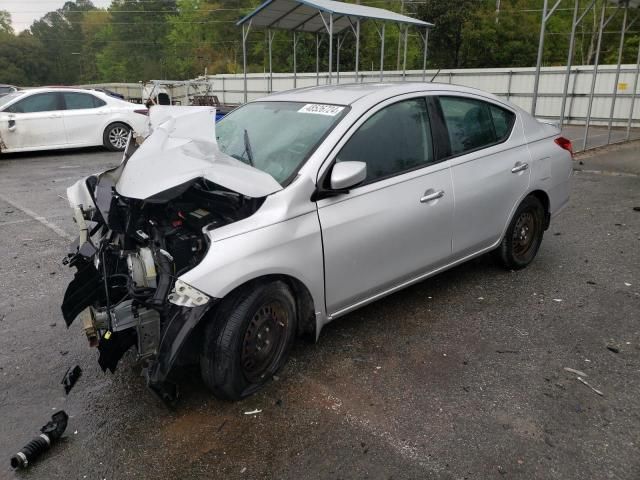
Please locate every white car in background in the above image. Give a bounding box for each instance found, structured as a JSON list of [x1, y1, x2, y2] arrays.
[[0, 88, 148, 154]]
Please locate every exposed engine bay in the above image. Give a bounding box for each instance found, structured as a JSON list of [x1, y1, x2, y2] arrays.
[[60, 107, 278, 402]]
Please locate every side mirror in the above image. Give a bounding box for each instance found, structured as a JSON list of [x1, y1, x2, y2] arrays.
[[330, 161, 367, 190]]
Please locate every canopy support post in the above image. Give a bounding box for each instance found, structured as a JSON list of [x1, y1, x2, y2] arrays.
[[626, 32, 640, 140], [402, 25, 408, 81], [532, 0, 562, 116], [356, 19, 360, 82], [583, 4, 619, 151], [242, 20, 252, 103], [373, 22, 385, 81], [293, 31, 297, 88], [421, 27, 429, 82], [328, 14, 333, 84], [607, 5, 632, 144], [267, 29, 275, 93], [560, 0, 595, 127], [316, 33, 320, 85]]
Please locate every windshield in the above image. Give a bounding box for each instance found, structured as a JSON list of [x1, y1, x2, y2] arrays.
[[0, 91, 21, 109], [216, 101, 347, 185]]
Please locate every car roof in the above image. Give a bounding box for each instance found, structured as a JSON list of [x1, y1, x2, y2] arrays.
[[17, 87, 106, 96], [259, 82, 506, 107]]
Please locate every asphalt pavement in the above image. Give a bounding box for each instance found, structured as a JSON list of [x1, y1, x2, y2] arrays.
[[0, 144, 639, 479]]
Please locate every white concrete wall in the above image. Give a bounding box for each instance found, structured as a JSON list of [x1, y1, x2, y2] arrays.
[[89, 64, 640, 126]]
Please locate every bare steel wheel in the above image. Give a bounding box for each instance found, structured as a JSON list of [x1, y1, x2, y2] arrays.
[[103, 122, 130, 151], [200, 281, 297, 401], [497, 195, 545, 270], [241, 301, 290, 383]]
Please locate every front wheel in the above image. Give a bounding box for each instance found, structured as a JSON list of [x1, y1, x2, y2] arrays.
[[200, 281, 297, 401], [103, 122, 131, 151], [497, 196, 545, 270]]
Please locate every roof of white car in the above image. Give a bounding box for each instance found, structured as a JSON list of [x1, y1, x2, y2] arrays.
[[261, 82, 504, 106], [19, 87, 105, 96]]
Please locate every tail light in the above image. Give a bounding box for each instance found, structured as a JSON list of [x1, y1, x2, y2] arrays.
[[134, 109, 149, 116], [554, 136, 573, 158]]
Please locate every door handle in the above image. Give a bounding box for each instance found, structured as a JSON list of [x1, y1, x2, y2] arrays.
[[8, 118, 15, 131], [511, 162, 529, 173], [420, 189, 445, 203]]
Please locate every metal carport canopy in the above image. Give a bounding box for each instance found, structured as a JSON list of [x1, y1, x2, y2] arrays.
[[237, 0, 434, 102], [237, 0, 432, 33]]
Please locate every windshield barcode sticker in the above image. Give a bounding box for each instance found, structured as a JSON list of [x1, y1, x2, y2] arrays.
[[298, 104, 345, 116]]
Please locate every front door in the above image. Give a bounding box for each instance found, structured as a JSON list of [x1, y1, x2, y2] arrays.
[[316, 97, 454, 316], [0, 92, 66, 151]]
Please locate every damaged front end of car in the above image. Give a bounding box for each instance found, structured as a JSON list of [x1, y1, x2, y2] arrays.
[[60, 107, 282, 403]]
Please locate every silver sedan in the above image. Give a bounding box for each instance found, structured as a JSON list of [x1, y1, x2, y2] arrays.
[[63, 83, 572, 402]]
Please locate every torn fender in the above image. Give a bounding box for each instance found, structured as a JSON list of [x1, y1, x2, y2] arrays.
[[146, 303, 214, 394]]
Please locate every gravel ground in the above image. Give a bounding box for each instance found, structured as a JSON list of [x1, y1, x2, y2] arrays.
[[0, 145, 638, 480]]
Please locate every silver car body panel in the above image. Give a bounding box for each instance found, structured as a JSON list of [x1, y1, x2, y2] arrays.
[[177, 84, 571, 336], [68, 82, 572, 341]]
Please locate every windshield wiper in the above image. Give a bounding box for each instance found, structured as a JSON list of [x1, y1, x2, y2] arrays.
[[243, 129, 254, 166]]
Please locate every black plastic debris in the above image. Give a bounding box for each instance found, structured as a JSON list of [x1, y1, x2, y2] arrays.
[[10, 411, 69, 470], [61, 365, 82, 394]]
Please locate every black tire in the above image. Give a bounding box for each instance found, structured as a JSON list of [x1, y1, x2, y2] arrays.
[[103, 122, 131, 151], [200, 281, 297, 401], [497, 195, 545, 270]]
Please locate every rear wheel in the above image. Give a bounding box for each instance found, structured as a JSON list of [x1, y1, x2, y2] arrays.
[[103, 122, 130, 151], [200, 281, 297, 401], [497, 196, 545, 270]]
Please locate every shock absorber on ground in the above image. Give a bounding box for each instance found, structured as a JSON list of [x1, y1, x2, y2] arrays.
[[10, 411, 69, 469]]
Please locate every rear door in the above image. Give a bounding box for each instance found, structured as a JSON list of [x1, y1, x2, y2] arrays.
[[436, 95, 530, 257], [61, 92, 108, 147], [317, 96, 454, 316], [1, 92, 66, 150]]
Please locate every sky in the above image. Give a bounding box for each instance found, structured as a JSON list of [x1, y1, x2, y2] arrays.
[[4, 0, 113, 33]]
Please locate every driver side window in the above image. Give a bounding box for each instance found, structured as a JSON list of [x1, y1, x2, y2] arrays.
[[6, 93, 61, 114], [336, 98, 434, 184]]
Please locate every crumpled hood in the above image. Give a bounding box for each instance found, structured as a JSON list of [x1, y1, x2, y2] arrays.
[[115, 106, 283, 200]]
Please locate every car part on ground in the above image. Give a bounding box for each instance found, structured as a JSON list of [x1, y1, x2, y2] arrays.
[[61, 365, 82, 394], [10, 411, 69, 470]]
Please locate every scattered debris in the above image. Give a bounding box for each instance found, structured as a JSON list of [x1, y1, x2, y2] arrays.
[[59, 350, 69, 356], [606, 345, 620, 354], [577, 377, 604, 396], [240, 467, 247, 474], [10, 411, 69, 470], [564, 367, 587, 377], [61, 365, 82, 394], [49, 323, 56, 327], [633, 206, 640, 212], [477, 296, 484, 300], [553, 232, 562, 236], [586, 280, 597, 285], [624, 282, 632, 287], [552, 298, 563, 302], [496, 349, 519, 354], [244, 409, 262, 415]]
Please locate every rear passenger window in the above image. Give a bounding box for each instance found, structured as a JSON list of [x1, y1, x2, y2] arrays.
[[490, 105, 515, 141], [336, 98, 434, 183], [63, 92, 104, 110], [439, 96, 514, 156]]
